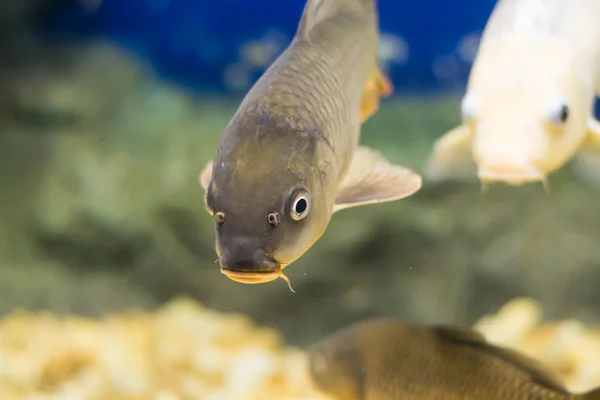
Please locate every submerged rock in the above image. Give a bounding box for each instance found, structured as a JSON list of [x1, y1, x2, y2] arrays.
[[0, 296, 328, 400], [0, 297, 598, 399]]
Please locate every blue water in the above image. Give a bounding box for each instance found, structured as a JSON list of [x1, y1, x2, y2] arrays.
[[44, 0, 498, 94]]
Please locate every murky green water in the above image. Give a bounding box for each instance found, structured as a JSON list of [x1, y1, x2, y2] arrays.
[[0, 41, 598, 347]]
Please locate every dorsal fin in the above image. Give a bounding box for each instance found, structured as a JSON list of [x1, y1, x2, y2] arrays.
[[433, 324, 570, 394], [296, 0, 339, 39]]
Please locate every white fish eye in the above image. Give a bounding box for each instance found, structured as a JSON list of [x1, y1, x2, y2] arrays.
[[460, 93, 476, 122], [551, 103, 569, 124], [290, 190, 311, 221]]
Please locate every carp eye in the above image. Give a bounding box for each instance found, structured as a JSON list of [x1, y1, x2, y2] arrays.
[[290, 189, 311, 221], [214, 212, 225, 224]]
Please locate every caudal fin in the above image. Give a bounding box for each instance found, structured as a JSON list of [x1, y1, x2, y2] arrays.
[[583, 388, 600, 400], [297, 0, 341, 38], [296, 0, 376, 39]]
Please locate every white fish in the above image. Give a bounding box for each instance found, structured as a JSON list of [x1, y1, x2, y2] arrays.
[[424, 0, 600, 187]]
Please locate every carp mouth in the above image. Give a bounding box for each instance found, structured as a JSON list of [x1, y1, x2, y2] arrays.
[[220, 265, 296, 292], [477, 164, 546, 187]]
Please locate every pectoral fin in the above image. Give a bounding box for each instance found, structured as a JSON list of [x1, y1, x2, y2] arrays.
[[360, 67, 393, 123], [199, 161, 213, 190], [423, 124, 477, 182], [333, 146, 422, 213], [571, 118, 600, 185]]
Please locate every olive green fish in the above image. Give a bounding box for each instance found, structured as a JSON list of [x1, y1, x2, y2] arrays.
[[199, 0, 422, 290], [307, 318, 600, 400]]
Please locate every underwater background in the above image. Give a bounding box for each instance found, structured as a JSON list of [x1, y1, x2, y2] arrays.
[[0, 0, 599, 351]]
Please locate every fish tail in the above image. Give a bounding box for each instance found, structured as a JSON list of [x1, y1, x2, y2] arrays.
[[351, 0, 377, 16], [297, 0, 376, 39], [360, 66, 393, 123], [583, 388, 600, 400], [355, 0, 376, 9]]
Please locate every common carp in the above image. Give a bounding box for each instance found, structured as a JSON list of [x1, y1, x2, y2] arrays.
[[199, 0, 421, 290], [308, 318, 600, 399]]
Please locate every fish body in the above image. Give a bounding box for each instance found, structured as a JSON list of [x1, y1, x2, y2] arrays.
[[424, 0, 600, 187], [307, 318, 600, 400], [200, 0, 421, 288]]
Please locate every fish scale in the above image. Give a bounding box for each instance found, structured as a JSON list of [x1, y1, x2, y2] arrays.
[[308, 319, 599, 399], [245, 9, 375, 173]]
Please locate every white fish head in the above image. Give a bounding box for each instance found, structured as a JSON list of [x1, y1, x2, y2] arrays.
[[464, 37, 594, 186]]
